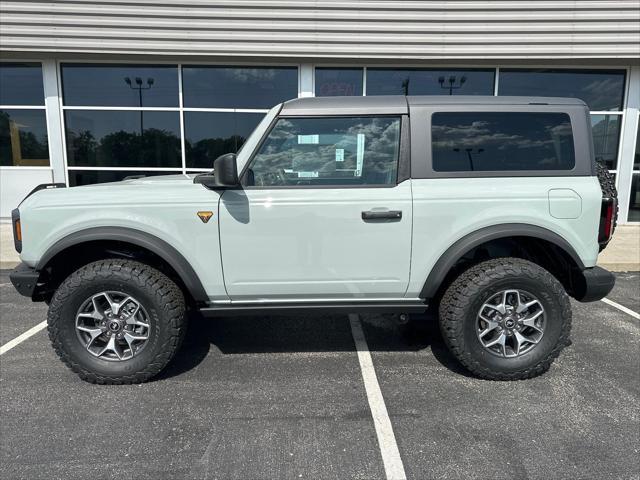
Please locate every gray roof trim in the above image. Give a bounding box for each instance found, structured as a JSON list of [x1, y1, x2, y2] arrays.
[[407, 95, 587, 106], [279, 96, 586, 115], [280, 96, 408, 116]]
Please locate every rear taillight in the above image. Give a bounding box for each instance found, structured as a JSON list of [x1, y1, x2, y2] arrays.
[[11, 208, 22, 253], [598, 198, 616, 245]]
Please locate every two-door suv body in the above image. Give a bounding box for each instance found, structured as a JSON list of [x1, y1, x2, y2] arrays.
[[10, 96, 617, 383]]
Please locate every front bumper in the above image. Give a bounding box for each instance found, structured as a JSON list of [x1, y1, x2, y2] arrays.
[[9, 263, 40, 298], [573, 266, 615, 302]]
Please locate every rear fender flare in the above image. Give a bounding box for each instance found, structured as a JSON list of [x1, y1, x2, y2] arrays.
[[420, 223, 585, 299]]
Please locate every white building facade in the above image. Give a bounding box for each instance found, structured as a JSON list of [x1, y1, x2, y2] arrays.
[[1, 1, 639, 221]]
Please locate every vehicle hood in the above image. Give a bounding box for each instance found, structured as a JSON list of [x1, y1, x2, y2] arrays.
[[18, 174, 214, 211]]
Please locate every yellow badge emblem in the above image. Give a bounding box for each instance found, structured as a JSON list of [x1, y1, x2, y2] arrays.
[[197, 211, 213, 223]]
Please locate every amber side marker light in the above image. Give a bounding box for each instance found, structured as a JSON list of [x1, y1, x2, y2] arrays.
[[14, 219, 22, 242]]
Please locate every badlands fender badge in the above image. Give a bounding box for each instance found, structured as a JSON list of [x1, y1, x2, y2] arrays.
[[197, 211, 213, 223]]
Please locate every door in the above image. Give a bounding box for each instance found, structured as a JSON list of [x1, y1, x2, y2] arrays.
[[219, 115, 412, 301]]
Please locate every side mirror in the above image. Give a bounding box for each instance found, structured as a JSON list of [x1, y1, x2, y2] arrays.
[[194, 153, 239, 189]]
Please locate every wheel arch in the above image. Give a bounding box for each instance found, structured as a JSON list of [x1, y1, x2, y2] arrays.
[[420, 223, 585, 300], [36, 227, 209, 304]]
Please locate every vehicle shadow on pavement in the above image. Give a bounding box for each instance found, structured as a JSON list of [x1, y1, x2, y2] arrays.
[[157, 310, 470, 381]]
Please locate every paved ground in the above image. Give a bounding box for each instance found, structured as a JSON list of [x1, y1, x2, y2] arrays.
[[0, 271, 638, 480]]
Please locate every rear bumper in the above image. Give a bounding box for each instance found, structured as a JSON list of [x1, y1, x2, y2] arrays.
[[573, 266, 615, 302], [9, 263, 40, 298]]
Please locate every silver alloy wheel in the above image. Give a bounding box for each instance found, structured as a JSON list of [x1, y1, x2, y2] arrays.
[[476, 289, 545, 358], [75, 291, 150, 361]]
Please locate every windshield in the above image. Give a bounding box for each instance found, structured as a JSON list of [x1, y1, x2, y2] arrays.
[[235, 103, 282, 173]]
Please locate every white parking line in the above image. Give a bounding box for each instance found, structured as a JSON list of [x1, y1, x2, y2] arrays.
[[349, 314, 407, 480], [601, 298, 640, 320], [0, 321, 47, 355]]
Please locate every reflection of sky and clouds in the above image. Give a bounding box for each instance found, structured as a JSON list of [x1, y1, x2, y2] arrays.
[[61, 64, 179, 107], [0, 63, 45, 106], [498, 69, 625, 111], [367, 69, 495, 96], [249, 117, 400, 185], [182, 66, 298, 109], [432, 112, 575, 172]]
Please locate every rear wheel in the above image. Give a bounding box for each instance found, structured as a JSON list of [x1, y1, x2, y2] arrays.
[[439, 258, 571, 380], [48, 259, 186, 384]]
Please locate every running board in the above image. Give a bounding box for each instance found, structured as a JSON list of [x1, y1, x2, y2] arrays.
[[199, 300, 428, 317]]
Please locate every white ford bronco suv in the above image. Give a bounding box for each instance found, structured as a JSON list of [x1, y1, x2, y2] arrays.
[[10, 96, 617, 384]]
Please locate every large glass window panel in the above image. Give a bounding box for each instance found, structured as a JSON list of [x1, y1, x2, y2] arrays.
[[367, 69, 494, 96], [61, 64, 179, 107], [0, 109, 49, 166], [498, 69, 626, 111], [0, 63, 45, 106], [431, 112, 575, 172], [65, 110, 181, 168], [315, 68, 363, 96], [245, 116, 401, 187], [68, 170, 176, 187], [185, 111, 264, 169], [629, 173, 640, 222], [634, 122, 639, 170], [591, 115, 621, 170], [182, 66, 298, 108]]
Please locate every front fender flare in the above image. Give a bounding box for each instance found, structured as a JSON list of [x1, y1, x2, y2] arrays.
[[420, 223, 585, 299], [37, 226, 209, 303]]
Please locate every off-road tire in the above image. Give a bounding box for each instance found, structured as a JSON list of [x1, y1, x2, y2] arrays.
[[439, 258, 571, 380], [596, 161, 618, 250], [48, 259, 186, 384]]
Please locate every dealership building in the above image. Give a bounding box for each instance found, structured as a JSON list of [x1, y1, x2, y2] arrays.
[[1, 1, 639, 222]]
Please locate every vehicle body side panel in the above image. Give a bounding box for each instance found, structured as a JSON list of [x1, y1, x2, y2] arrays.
[[406, 176, 602, 298], [18, 176, 228, 302], [218, 181, 413, 300]]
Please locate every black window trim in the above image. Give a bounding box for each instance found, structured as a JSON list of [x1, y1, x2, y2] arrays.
[[409, 104, 593, 179], [238, 114, 409, 190]]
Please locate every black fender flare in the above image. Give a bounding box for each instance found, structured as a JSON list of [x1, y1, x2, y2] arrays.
[[37, 226, 209, 303], [420, 223, 585, 299]]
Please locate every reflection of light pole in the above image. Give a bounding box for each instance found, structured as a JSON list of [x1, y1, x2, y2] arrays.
[[124, 77, 154, 134], [401, 78, 410, 95], [439, 75, 466, 95], [454, 147, 484, 170]]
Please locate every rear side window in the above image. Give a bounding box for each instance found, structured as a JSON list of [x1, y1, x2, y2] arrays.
[[245, 116, 401, 187], [431, 112, 575, 172]]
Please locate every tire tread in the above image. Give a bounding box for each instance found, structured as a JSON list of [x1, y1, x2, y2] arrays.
[[47, 259, 186, 385], [439, 258, 571, 381]]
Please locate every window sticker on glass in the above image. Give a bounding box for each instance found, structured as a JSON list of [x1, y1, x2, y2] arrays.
[[335, 148, 345, 162], [298, 171, 319, 178], [355, 134, 365, 176], [298, 134, 319, 144]]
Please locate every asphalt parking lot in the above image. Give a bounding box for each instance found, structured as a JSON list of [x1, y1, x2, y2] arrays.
[[1, 271, 638, 480]]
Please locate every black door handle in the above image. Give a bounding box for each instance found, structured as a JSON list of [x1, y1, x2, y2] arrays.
[[361, 210, 402, 220]]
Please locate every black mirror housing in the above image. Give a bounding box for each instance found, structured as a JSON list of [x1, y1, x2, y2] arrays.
[[193, 153, 239, 189]]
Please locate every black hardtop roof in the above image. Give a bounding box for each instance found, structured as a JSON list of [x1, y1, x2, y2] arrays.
[[280, 95, 586, 115]]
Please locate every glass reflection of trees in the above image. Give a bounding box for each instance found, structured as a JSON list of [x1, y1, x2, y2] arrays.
[[66, 127, 181, 168], [0, 110, 49, 166]]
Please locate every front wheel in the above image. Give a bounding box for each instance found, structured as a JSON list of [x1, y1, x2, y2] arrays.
[[48, 259, 186, 384], [438, 258, 571, 380]]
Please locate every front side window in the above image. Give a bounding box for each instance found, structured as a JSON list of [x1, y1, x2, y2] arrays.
[[245, 116, 401, 187], [431, 112, 575, 172]]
